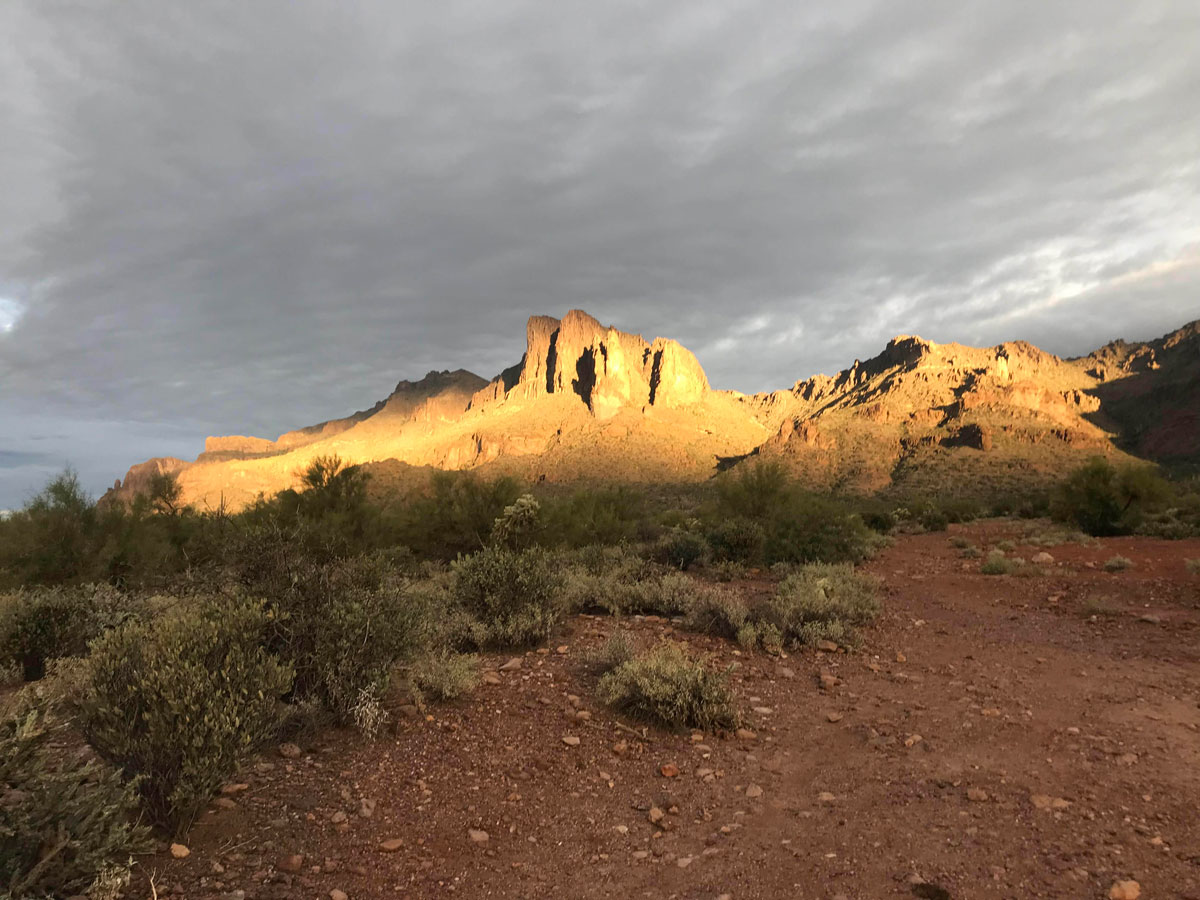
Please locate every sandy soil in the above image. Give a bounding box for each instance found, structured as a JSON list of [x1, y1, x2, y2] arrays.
[[140, 521, 1200, 900]]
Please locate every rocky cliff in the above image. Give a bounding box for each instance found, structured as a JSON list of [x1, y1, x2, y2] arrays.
[[104, 313, 1196, 510]]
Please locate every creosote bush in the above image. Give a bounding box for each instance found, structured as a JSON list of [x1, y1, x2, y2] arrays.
[[0, 703, 150, 899], [452, 546, 564, 648], [585, 632, 636, 675], [79, 594, 293, 833], [596, 642, 738, 732], [654, 528, 707, 571], [758, 564, 881, 648]]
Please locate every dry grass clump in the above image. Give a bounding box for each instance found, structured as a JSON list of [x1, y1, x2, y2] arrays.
[[585, 631, 636, 675], [409, 651, 480, 703], [596, 642, 738, 732], [682, 586, 749, 639], [981, 550, 1017, 576], [757, 564, 881, 648], [1103, 555, 1134, 572], [1187, 558, 1200, 575]]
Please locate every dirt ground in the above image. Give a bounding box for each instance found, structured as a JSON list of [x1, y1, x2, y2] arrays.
[[141, 521, 1200, 900]]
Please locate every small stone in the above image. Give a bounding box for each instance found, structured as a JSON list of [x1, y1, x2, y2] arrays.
[[468, 829, 489, 844], [614, 825, 628, 835], [752, 706, 773, 715], [660, 763, 680, 778], [330, 810, 347, 824], [482, 671, 502, 685], [819, 673, 840, 691], [904, 734, 922, 748], [826, 711, 844, 723], [735, 728, 757, 741], [499, 657, 523, 671], [981, 708, 1001, 718], [676, 856, 694, 868], [215, 797, 237, 809], [278, 743, 302, 759], [967, 787, 989, 802], [562, 735, 580, 747], [895, 651, 907, 663], [745, 783, 764, 799], [220, 782, 249, 795], [648, 807, 665, 824], [1108, 880, 1141, 900], [379, 838, 404, 853], [632, 850, 650, 860], [277, 854, 304, 873], [817, 791, 836, 804], [1033, 551, 1054, 564], [816, 640, 839, 652], [169, 843, 190, 859], [556, 645, 569, 654], [330, 891, 349, 900], [1138, 614, 1162, 625], [358, 798, 376, 818], [611, 740, 629, 756], [778, 666, 796, 679]]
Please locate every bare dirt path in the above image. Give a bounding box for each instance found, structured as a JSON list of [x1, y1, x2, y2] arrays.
[[146, 522, 1200, 900]]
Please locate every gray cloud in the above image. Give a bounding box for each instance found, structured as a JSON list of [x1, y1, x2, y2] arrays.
[[1, 0, 1198, 506]]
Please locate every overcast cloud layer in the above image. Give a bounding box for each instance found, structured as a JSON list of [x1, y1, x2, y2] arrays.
[[1, 1, 1198, 507]]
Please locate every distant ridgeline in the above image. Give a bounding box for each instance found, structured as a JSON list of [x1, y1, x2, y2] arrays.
[[105, 312, 1200, 510]]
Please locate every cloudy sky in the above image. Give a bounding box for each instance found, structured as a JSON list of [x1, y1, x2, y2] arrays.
[[1, 1, 1198, 507]]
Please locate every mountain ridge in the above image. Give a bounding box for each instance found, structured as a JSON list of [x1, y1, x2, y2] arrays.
[[105, 314, 1200, 509]]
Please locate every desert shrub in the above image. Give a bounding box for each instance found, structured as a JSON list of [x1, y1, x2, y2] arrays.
[[1104, 555, 1133, 572], [705, 518, 766, 565], [490, 494, 542, 549], [757, 564, 881, 648], [0, 470, 97, 586], [916, 505, 949, 532], [401, 471, 522, 558], [735, 622, 759, 650], [948, 536, 970, 549], [540, 487, 647, 548], [409, 652, 480, 702], [996, 540, 1016, 552], [596, 642, 738, 732], [585, 631, 635, 675], [229, 532, 430, 720], [78, 594, 293, 833], [765, 495, 877, 566], [709, 560, 748, 582], [654, 528, 707, 570], [0, 584, 141, 682], [1187, 559, 1200, 575], [452, 546, 564, 648], [0, 704, 150, 899], [757, 622, 783, 655], [980, 550, 1016, 575], [1051, 457, 1170, 536], [960, 545, 982, 559], [682, 586, 749, 639], [716, 460, 792, 519]]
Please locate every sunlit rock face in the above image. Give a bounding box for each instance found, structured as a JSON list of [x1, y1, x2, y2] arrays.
[[490, 310, 709, 418]]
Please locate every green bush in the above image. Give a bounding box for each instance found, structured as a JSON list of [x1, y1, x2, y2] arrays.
[[1051, 457, 1170, 536], [654, 528, 707, 571], [585, 631, 635, 675], [401, 471, 521, 558], [231, 534, 429, 720], [409, 652, 480, 702], [0, 704, 150, 899], [757, 564, 881, 648], [765, 495, 877, 566], [452, 546, 564, 648], [980, 550, 1016, 575], [79, 594, 293, 833], [705, 518, 766, 565], [596, 642, 738, 732], [540, 487, 646, 548], [715, 460, 792, 519], [1, 588, 96, 683], [682, 586, 749, 639]]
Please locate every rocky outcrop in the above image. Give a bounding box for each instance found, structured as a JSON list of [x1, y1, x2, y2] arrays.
[[107, 456, 189, 501], [474, 310, 709, 417]]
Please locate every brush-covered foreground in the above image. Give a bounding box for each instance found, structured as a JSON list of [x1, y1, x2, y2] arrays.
[[2, 457, 1199, 897]]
